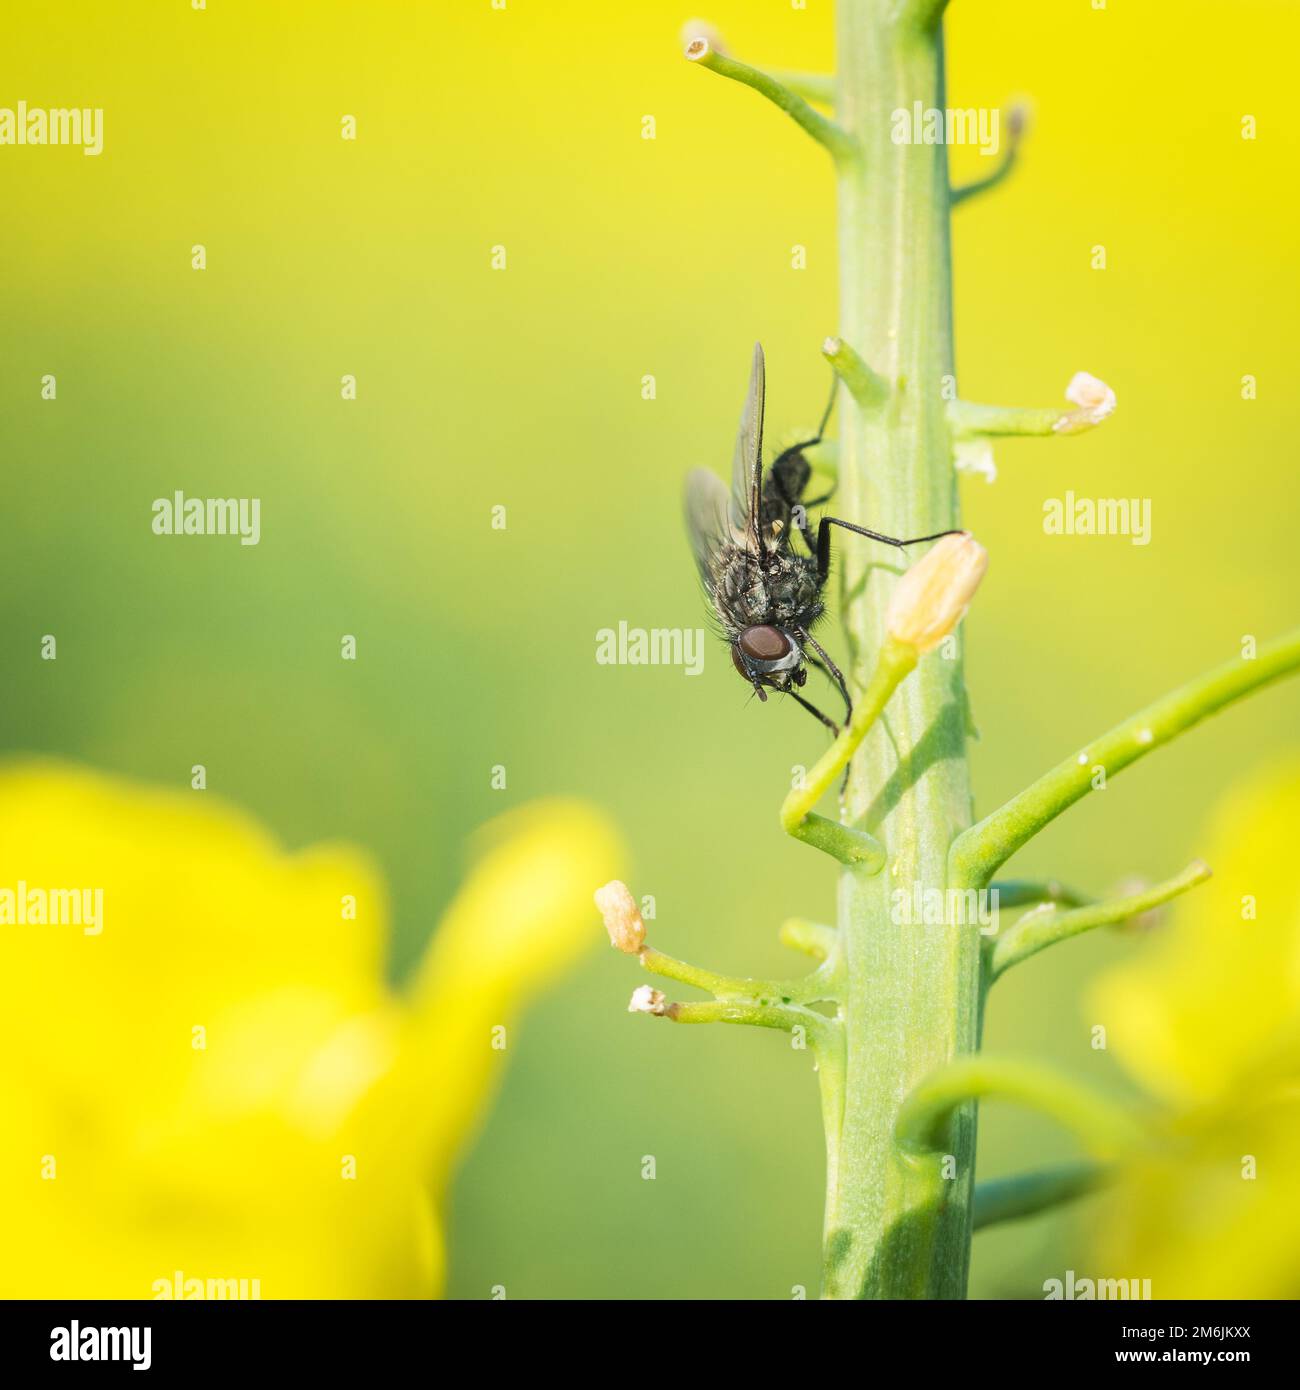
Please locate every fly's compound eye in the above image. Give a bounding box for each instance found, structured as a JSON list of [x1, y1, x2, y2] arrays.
[[738, 625, 790, 663], [733, 625, 801, 677]]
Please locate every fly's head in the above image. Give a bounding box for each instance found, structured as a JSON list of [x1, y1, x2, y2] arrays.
[[731, 624, 805, 700]]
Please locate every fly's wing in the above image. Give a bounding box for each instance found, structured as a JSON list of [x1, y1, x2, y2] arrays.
[[683, 466, 735, 590], [730, 342, 766, 552]]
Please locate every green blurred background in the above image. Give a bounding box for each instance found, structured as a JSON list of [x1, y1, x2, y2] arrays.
[[2, 0, 1296, 1297]]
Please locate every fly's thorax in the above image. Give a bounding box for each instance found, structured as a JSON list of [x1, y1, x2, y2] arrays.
[[763, 552, 823, 628], [711, 541, 822, 638]]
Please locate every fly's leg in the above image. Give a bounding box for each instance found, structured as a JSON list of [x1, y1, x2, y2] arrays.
[[771, 365, 838, 470], [788, 690, 840, 738], [768, 368, 839, 554], [798, 628, 852, 721], [766, 456, 816, 554], [795, 631, 855, 794], [816, 517, 965, 585]]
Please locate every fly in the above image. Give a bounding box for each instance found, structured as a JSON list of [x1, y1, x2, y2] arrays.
[[684, 342, 960, 734]]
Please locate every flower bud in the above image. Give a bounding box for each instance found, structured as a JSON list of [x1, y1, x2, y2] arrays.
[[594, 879, 646, 954], [628, 985, 667, 1016], [886, 532, 988, 655]]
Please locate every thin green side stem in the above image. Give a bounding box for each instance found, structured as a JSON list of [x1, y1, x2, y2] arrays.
[[782, 639, 917, 836], [948, 400, 1074, 437], [989, 878, 1093, 910], [951, 107, 1025, 207], [952, 628, 1300, 888], [823, 334, 889, 412], [787, 811, 886, 869], [779, 917, 839, 962], [987, 860, 1211, 983], [972, 1161, 1111, 1232], [664, 998, 833, 1041], [639, 946, 838, 1006], [767, 68, 836, 106], [897, 1056, 1143, 1163], [685, 39, 858, 167]]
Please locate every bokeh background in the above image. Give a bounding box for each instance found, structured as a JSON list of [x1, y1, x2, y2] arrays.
[[1, 0, 1296, 1298]]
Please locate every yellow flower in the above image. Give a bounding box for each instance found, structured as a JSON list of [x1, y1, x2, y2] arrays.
[[1088, 761, 1300, 1298], [0, 760, 621, 1298]]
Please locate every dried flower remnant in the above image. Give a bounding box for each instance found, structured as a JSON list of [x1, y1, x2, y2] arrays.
[[681, 18, 728, 56], [1056, 372, 1117, 434], [594, 879, 645, 954], [628, 986, 667, 1016], [954, 436, 997, 484], [947, 367, 1117, 450]]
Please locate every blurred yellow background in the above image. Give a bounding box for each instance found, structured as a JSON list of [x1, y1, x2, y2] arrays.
[[1, 0, 1296, 1298]]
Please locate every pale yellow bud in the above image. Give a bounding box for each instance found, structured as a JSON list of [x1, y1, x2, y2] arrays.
[[886, 532, 988, 654], [628, 985, 667, 1015], [594, 879, 646, 954]]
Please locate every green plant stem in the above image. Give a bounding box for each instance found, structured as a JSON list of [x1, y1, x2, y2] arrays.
[[665, 999, 820, 1032], [787, 810, 886, 869], [779, 917, 839, 961], [987, 859, 1211, 983], [767, 68, 836, 106], [781, 639, 916, 838], [988, 878, 1093, 910], [823, 335, 889, 412], [639, 946, 837, 1006], [952, 627, 1300, 889], [818, 1, 979, 1301], [686, 39, 857, 167], [951, 160, 1019, 208], [948, 400, 1074, 437], [972, 1161, 1111, 1232], [901, 0, 950, 31], [950, 109, 1024, 207]]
